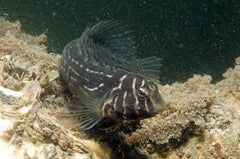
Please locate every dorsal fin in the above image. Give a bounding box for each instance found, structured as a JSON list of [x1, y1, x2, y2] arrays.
[[124, 56, 162, 81], [79, 20, 136, 68], [79, 20, 162, 80]]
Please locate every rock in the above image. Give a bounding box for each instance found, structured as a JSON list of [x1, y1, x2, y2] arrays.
[[0, 18, 239, 159]]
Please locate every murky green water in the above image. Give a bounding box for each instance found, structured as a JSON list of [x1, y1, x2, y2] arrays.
[[1, 0, 240, 83]]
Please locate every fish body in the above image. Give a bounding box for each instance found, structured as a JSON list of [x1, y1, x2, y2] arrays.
[[59, 21, 165, 130]]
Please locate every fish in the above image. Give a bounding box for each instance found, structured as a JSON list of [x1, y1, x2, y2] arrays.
[[59, 20, 166, 130]]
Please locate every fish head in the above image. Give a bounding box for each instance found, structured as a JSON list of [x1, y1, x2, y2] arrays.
[[136, 79, 166, 118], [102, 74, 166, 120]]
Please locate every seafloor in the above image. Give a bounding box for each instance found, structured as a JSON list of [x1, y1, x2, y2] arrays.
[[0, 18, 240, 159]]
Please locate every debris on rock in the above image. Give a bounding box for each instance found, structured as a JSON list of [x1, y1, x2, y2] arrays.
[[0, 18, 112, 159]]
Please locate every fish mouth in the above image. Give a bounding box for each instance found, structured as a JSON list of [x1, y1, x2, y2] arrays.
[[122, 110, 158, 120], [136, 110, 159, 119], [149, 108, 163, 116], [151, 109, 161, 115]]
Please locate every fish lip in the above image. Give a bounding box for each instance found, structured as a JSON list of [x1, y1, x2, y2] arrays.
[[144, 109, 162, 118], [142, 110, 159, 118], [148, 111, 158, 117]]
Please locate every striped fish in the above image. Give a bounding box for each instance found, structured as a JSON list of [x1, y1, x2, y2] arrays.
[[59, 20, 165, 130]]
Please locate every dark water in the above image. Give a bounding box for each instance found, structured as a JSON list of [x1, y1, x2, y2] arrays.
[[1, 0, 240, 84]]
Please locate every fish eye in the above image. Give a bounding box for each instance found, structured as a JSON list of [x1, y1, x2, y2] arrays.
[[138, 88, 149, 99]]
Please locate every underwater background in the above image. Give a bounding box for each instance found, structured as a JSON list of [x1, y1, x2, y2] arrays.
[[0, 0, 240, 84]]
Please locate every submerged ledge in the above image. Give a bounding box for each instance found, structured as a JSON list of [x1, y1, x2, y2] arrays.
[[0, 18, 240, 159]]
